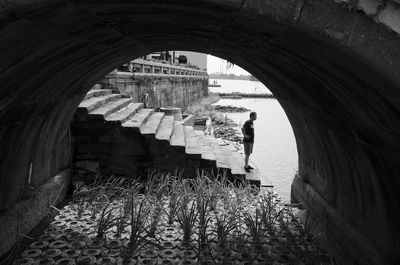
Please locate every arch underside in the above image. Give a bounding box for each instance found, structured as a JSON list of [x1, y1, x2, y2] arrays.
[[1, 0, 400, 263]]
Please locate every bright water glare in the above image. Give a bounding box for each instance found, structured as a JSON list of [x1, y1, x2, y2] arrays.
[[209, 79, 298, 202]]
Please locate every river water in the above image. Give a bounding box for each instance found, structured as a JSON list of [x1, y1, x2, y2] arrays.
[[209, 79, 298, 202]]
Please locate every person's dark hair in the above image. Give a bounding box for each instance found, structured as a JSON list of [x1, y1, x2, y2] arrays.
[[250, 111, 257, 118]]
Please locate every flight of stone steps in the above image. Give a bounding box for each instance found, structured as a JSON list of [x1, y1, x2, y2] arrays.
[[73, 88, 260, 186]]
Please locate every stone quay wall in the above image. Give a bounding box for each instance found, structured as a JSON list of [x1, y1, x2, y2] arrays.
[[101, 72, 209, 111], [72, 120, 215, 179]]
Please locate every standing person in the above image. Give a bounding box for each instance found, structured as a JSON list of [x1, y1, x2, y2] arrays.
[[241, 112, 257, 172]]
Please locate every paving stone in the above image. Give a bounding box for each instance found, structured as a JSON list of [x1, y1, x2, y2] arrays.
[[90, 97, 134, 119], [156, 116, 175, 142], [106, 102, 143, 124], [122, 108, 155, 133], [141, 112, 165, 136]]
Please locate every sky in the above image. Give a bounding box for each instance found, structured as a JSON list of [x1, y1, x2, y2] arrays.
[[207, 54, 249, 75]]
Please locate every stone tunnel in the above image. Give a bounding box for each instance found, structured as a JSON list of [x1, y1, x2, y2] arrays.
[[1, 0, 400, 264]]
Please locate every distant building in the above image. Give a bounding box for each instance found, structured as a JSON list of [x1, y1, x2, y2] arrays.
[[137, 51, 207, 71], [173, 51, 207, 71]]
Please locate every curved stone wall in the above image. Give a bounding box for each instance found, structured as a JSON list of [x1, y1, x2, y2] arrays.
[[1, 0, 400, 263]]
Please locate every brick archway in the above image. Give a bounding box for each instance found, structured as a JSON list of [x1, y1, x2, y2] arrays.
[[1, 0, 400, 263]]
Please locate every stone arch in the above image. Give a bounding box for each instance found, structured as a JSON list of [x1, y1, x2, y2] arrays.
[[1, 0, 400, 263]]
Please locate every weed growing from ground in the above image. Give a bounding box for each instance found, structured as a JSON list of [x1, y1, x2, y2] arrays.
[[16, 169, 332, 265]]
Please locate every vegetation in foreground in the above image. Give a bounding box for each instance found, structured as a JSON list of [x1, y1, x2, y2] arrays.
[[14, 170, 332, 265]]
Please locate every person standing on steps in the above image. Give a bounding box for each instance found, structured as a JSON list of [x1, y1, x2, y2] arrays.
[[241, 111, 257, 173]]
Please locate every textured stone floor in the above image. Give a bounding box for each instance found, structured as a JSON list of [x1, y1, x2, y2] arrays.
[[14, 188, 331, 265]]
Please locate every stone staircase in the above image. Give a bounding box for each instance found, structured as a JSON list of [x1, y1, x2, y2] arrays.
[[73, 88, 260, 186]]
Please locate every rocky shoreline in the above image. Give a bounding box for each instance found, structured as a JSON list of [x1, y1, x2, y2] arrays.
[[204, 106, 250, 145], [185, 95, 246, 145], [211, 105, 250, 113]]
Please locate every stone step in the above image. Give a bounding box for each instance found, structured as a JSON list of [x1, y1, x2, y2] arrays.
[[89, 97, 134, 120], [244, 168, 262, 187], [184, 125, 196, 139], [224, 144, 260, 185], [215, 154, 230, 169], [219, 141, 246, 175], [79, 94, 121, 113], [141, 112, 165, 136], [196, 133, 243, 173], [122, 108, 155, 133], [84, 89, 112, 100], [106, 103, 144, 124], [184, 126, 201, 155], [155, 116, 175, 142], [195, 132, 216, 161], [170, 121, 185, 147], [229, 151, 246, 176], [184, 126, 202, 158], [209, 138, 230, 169]]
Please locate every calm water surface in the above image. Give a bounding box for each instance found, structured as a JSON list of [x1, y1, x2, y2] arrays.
[[209, 79, 298, 201]]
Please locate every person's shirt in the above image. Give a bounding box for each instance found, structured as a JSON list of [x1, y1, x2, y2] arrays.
[[242, 119, 254, 143]]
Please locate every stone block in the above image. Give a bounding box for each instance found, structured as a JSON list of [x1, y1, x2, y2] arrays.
[[107, 163, 138, 176], [0, 170, 70, 257], [182, 115, 195, 126], [75, 135, 92, 143], [111, 141, 145, 156], [98, 154, 111, 160], [74, 161, 99, 172], [74, 109, 88, 122], [378, 3, 400, 34], [147, 140, 169, 154], [76, 144, 111, 154], [80, 121, 118, 131], [98, 135, 112, 143], [291, 175, 384, 265], [357, 0, 381, 15], [75, 153, 98, 160]]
